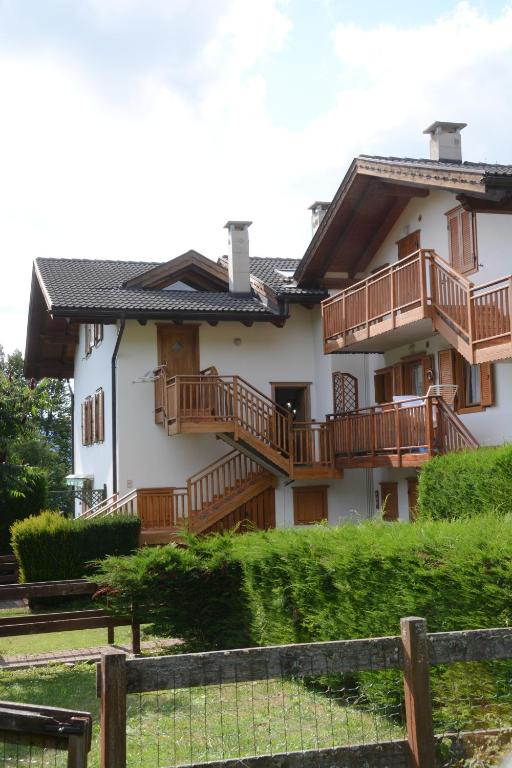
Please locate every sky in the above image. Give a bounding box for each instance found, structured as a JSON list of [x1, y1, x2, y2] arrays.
[[1, 0, 512, 355]]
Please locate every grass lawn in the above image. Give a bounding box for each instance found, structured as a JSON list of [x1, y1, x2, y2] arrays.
[[0, 663, 405, 768]]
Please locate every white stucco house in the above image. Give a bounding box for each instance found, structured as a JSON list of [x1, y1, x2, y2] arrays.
[[24, 122, 512, 540]]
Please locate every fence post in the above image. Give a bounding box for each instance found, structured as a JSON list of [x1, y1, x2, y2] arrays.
[[400, 617, 435, 768], [99, 649, 127, 768]]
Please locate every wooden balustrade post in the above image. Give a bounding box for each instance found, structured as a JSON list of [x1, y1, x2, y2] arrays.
[[173, 379, 180, 432], [342, 292, 346, 344], [99, 649, 127, 768], [508, 276, 512, 346], [365, 282, 369, 338], [288, 413, 294, 476], [67, 717, 91, 768], [400, 617, 435, 768], [370, 410, 376, 457], [232, 376, 239, 440], [390, 267, 396, 328], [467, 286, 475, 362], [425, 398, 434, 456], [394, 404, 401, 466], [420, 251, 427, 314]]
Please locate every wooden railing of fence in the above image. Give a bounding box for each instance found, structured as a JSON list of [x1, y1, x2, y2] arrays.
[[96, 618, 512, 768], [0, 700, 92, 768]]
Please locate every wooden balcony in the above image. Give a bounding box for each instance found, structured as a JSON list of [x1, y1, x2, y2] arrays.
[[328, 395, 478, 469], [322, 249, 512, 363], [155, 371, 341, 479]]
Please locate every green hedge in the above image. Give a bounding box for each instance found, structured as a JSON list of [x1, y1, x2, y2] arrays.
[[97, 515, 512, 646], [417, 444, 512, 520], [11, 511, 141, 582], [0, 465, 48, 553], [96, 517, 512, 730]]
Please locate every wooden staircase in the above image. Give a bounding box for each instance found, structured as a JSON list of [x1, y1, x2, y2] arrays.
[[80, 449, 276, 542], [322, 249, 512, 364]]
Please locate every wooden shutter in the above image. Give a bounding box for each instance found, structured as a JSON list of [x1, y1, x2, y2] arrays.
[[446, 207, 477, 275], [293, 487, 328, 525], [480, 362, 494, 407], [438, 349, 456, 386], [94, 324, 103, 345], [396, 230, 420, 260], [94, 389, 105, 443], [84, 324, 92, 356], [374, 373, 385, 404], [393, 363, 404, 396], [81, 402, 86, 445]]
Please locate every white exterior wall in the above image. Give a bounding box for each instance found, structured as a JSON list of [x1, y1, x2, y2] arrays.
[[73, 323, 117, 494]]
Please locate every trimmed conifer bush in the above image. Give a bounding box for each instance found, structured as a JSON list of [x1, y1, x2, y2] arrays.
[[11, 511, 140, 582], [417, 444, 512, 520]]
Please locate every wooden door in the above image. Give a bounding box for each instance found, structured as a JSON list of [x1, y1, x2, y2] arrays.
[[407, 477, 419, 521], [380, 482, 399, 521], [293, 486, 328, 525], [157, 325, 199, 377], [397, 230, 420, 260]]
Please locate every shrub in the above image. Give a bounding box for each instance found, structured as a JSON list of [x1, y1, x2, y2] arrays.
[[11, 511, 140, 582], [417, 444, 512, 520], [0, 465, 48, 553]]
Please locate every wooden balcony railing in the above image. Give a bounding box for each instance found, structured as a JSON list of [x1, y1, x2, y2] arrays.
[[292, 421, 336, 476], [328, 396, 477, 467], [322, 249, 512, 362]]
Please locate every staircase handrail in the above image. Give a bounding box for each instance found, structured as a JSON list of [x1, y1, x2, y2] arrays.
[[187, 449, 263, 485], [434, 396, 479, 449], [86, 488, 138, 519]]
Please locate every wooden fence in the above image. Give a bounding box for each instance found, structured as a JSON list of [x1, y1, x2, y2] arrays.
[[96, 618, 512, 768], [0, 700, 92, 768], [0, 578, 141, 653]]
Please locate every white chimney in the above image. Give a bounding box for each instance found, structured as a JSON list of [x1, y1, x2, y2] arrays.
[[309, 201, 330, 236], [224, 220, 252, 294], [423, 121, 467, 162]]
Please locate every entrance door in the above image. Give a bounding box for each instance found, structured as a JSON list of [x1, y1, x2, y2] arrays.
[[380, 482, 399, 521], [272, 384, 310, 421], [157, 325, 199, 377]]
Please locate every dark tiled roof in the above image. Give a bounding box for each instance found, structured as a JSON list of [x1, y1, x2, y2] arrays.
[[360, 155, 512, 177], [35, 256, 323, 318]]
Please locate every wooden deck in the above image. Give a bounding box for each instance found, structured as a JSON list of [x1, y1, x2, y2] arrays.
[[322, 249, 512, 364]]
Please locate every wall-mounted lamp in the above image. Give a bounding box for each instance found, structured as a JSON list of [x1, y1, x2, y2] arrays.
[[233, 338, 242, 346]]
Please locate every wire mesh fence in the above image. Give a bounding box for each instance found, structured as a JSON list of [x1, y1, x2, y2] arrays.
[[126, 668, 406, 767], [0, 733, 68, 768]]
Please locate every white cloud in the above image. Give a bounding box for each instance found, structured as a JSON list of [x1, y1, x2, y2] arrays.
[[1, 1, 512, 356]]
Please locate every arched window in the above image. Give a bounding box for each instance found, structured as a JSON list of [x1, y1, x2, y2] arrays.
[[332, 372, 358, 414]]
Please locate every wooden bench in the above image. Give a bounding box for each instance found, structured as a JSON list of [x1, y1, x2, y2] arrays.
[[0, 579, 141, 653]]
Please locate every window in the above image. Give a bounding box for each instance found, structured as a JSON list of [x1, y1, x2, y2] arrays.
[[81, 388, 104, 445], [332, 372, 358, 414], [445, 206, 477, 275], [84, 323, 103, 356], [438, 349, 493, 411], [293, 486, 328, 525], [374, 355, 433, 404]]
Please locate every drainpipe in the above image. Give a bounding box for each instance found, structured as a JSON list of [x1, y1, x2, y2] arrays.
[[66, 380, 74, 475], [111, 319, 126, 494]]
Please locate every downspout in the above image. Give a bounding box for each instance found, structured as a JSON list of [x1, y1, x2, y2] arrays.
[[111, 319, 126, 494], [66, 380, 74, 475]]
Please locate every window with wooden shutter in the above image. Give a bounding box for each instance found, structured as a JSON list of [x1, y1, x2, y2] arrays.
[[332, 372, 358, 414], [293, 486, 328, 525], [94, 324, 103, 345], [374, 368, 393, 404], [84, 324, 92, 357], [437, 349, 494, 411], [446, 206, 477, 275]]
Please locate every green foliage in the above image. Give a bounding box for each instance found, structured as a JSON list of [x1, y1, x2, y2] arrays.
[[96, 533, 253, 650], [11, 511, 140, 582], [0, 465, 48, 553], [417, 444, 512, 520], [96, 515, 512, 646]]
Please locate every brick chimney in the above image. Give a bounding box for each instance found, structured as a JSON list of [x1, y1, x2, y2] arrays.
[[309, 201, 330, 236], [423, 121, 467, 162], [224, 221, 252, 294]]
